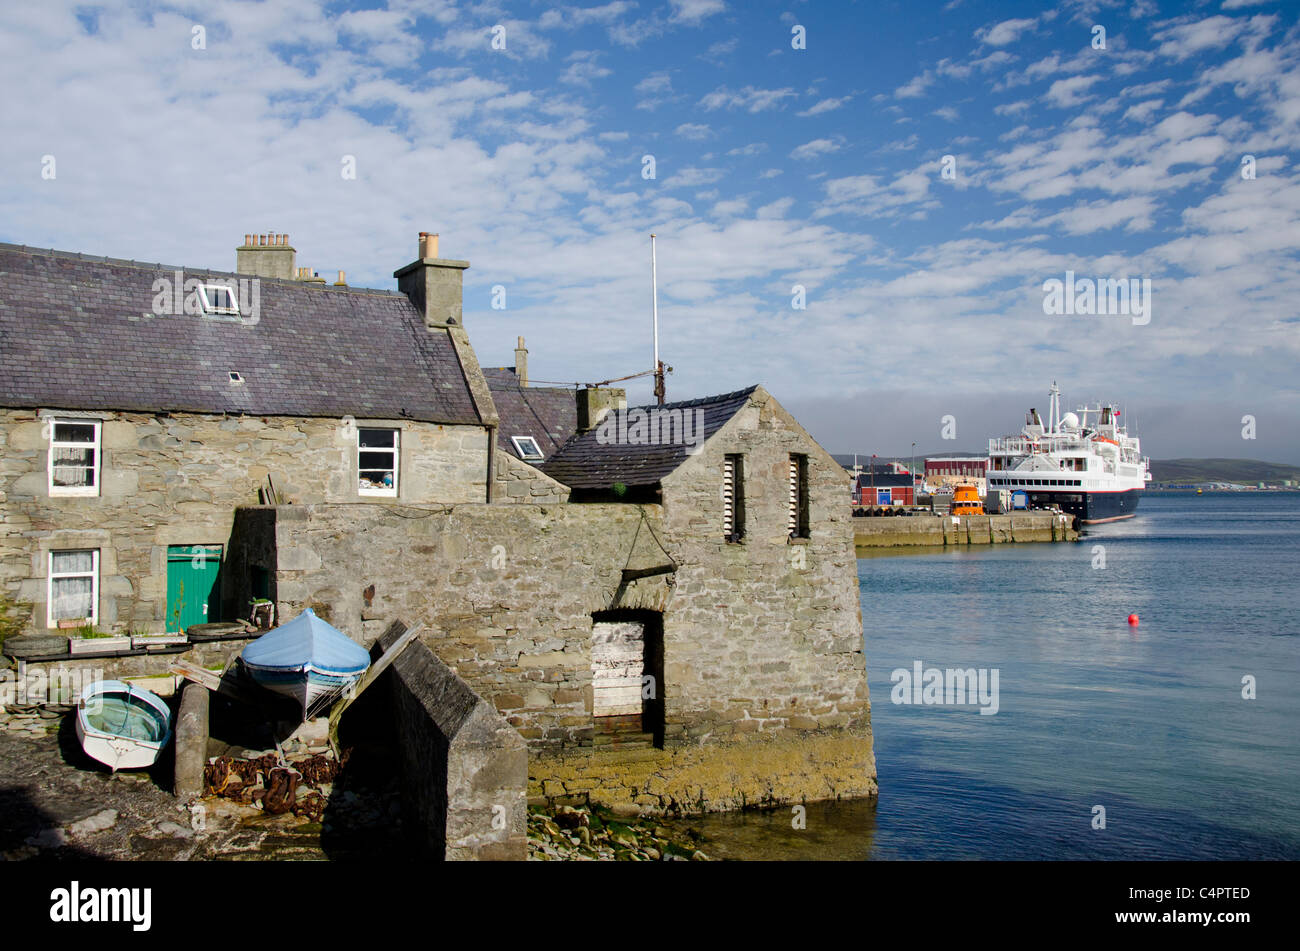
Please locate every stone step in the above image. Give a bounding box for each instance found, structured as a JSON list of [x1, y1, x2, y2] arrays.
[[592, 731, 655, 750]]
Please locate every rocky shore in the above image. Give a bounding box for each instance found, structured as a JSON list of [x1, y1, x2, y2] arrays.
[[528, 803, 711, 861]]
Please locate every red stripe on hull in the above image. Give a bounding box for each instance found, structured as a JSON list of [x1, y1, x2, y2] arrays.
[[1080, 513, 1138, 524]]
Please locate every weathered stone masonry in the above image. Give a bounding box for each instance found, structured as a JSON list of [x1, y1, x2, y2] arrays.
[[0, 408, 488, 630], [244, 390, 876, 814]]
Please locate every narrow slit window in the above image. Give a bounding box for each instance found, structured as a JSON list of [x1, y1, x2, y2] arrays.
[[48, 419, 100, 496], [48, 549, 99, 628], [358, 428, 399, 497], [723, 453, 745, 542], [789, 453, 810, 538]]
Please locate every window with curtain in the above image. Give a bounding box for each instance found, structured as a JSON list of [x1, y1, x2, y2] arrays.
[[48, 549, 98, 627], [49, 419, 100, 496]]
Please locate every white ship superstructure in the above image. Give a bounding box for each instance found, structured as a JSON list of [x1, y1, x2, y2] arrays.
[[986, 382, 1150, 523]]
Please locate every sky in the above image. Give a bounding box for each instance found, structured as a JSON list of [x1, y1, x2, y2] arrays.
[[2, 0, 1298, 462]]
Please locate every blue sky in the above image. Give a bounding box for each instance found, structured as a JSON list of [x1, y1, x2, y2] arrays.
[[2, 0, 1299, 461]]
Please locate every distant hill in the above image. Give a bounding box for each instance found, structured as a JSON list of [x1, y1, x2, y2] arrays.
[[1149, 458, 1300, 484]]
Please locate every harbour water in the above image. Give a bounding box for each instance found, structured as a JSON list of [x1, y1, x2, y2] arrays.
[[685, 492, 1300, 859]]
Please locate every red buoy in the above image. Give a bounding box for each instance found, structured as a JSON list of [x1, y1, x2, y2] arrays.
[[1127, 614, 1140, 626]]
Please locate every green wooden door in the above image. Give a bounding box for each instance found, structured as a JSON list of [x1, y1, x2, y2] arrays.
[[167, 545, 222, 633]]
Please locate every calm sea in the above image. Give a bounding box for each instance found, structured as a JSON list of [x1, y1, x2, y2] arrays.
[[683, 492, 1300, 859]]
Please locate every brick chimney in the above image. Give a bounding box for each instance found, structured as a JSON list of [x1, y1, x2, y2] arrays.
[[237, 233, 296, 280], [514, 336, 528, 387], [394, 231, 469, 329], [576, 387, 626, 433]]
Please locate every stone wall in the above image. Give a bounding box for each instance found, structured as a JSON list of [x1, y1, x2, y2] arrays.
[[0, 408, 489, 633], [530, 729, 875, 815], [656, 390, 871, 743], [253, 462, 876, 813], [494, 451, 571, 504], [851, 512, 1078, 546], [379, 622, 527, 860]]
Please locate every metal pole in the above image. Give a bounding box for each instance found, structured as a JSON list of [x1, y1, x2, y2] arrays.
[[651, 233, 664, 406]]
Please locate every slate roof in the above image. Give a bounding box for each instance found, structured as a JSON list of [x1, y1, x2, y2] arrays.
[[0, 244, 482, 424], [540, 386, 759, 490], [483, 367, 578, 460]]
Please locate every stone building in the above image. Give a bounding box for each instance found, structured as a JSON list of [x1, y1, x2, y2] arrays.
[[0, 232, 875, 840]]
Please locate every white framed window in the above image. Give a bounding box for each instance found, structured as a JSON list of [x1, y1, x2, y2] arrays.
[[47, 549, 99, 628], [358, 428, 399, 497], [511, 435, 544, 462], [199, 283, 240, 316], [48, 418, 101, 496]]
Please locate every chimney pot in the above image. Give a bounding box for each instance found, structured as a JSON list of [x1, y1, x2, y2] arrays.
[[396, 233, 466, 329], [335, 270, 346, 286], [236, 232, 296, 279], [514, 336, 528, 387], [576, 387, 626, 432]]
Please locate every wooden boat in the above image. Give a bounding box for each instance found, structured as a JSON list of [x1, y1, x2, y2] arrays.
[[239, 608, 370, 719], [75, 680, 173, 771]]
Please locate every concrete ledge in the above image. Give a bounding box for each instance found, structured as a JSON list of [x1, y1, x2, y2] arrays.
[[379, 621, 527, 860], [853, 513, 1078, 547]]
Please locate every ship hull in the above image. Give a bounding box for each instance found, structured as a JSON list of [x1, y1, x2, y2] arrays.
[[1017, 488, 1143, 523]]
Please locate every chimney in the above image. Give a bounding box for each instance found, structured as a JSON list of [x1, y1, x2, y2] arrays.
[[514, 336, 528, 387], [334, 270, 347, 287], [576, 387, 626, 433], [395, 232, 469, 329], [237, 232, 296, 280]]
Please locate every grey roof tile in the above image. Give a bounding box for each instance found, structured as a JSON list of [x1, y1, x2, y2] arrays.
[[485, 367, 578, 460], [0, 244, 481, 424], [540, 386, 758, 489]]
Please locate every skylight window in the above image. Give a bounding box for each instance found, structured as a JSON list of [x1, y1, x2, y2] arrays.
[[511, 436, 544, 462], [199, 283, 240, 316]]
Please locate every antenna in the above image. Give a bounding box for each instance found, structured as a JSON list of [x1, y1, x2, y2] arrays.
[[651, 233, 664, 405]]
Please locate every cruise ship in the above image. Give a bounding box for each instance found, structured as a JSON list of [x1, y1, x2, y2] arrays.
[[986, 383, 1151, 524]]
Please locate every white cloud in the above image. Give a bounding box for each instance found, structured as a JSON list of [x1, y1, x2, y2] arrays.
[[797, 96, 851, 117], [668, 166, 726, 187], [1153, 15, 1270, 61], [975, 17, 1038, 46], [790, 138, 841, 160], [675, 122, 713, 140], [669, 0, 727, 25], [1045, 74, 1103, 107], [699, 85, 798, 112]]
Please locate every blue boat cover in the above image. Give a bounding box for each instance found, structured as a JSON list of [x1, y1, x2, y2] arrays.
[[241, 609, 370, 674]]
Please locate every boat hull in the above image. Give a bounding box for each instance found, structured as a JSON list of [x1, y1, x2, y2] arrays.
[[242, 663, 363, 717], [75, 681, 172, 772], [1015, 488, 1143, 523]]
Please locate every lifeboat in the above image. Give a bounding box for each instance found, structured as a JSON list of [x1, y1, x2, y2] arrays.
[[950, 483, 984, 516]]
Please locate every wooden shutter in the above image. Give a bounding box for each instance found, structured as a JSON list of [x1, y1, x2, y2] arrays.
[[788, 457, 799, 535], [723, 456, 735, 538]]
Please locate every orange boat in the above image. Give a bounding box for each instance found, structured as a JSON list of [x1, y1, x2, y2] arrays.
[[950, 483, 984, 515]]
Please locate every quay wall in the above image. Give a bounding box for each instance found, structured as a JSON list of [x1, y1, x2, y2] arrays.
[[854, 513, 1078, 547]]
